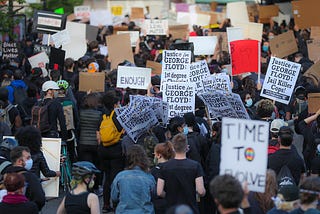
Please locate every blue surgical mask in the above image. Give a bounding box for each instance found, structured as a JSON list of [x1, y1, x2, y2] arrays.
[[183, 126, 189, 135], [25, 159, 33, 170], [262, 45, 269, 52], [245, 98, 253, 107]]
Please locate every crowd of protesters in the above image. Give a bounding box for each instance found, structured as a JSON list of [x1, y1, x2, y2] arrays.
[[0, 2, 319, 214]]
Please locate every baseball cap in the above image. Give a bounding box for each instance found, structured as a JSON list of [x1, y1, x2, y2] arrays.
[[88, 62, 99, 73], [278, 185, 300, 202], [42, 80, 60, 92], [270, 119, 288, 133]]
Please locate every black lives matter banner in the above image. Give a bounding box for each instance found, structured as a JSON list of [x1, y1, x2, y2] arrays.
[[2, 42, 19, 60], [33, 10, 67, 34]]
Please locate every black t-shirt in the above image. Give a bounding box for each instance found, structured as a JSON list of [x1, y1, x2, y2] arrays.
[[268, 148, 306, 184], [158, 158, 204, 214], [310, 156, 320, 175]]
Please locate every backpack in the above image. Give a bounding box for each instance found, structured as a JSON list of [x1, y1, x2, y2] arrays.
[[58, 100, 74, 131], [0, 104, 14, 128], [31, 100, 53, 133], [100, 110, 123, 147], [12, 86, 27, 105], [277, 164, 296, 187]]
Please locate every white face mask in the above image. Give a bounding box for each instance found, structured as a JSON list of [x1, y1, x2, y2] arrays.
[[24, 158, 33, 170]]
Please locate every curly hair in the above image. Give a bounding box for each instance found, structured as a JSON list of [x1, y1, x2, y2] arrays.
[[154, 141, 175, 160], [126, 144, 150, 172], [15, 125, 42, 154], [256, 99, 275, 118]]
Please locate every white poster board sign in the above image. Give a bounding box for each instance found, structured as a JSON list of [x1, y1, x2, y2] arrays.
[[28, 52, 49, 77], [74, 5, 91, 19], [51, 29, 71, 48], [226, 1, 249, 26], [237, 22, 263, 41], [116, 66, 151, 90], [162, 82, 195, 118], [90, 10, 113, 26], [189, 36, 218, 55], [144, 19, 168, 35], [220, 118, 269, 193], [260, 57, 301, 105], [227, 27, 244, 52], [116, 31, 139, 47], [189, 60, 210, 94]]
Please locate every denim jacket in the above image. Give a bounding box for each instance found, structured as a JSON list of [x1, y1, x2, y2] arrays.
[[111, 166, 156, 214]]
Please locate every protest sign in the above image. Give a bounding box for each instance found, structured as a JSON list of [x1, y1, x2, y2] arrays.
[[162, 82, 195, 118], [193, 13, 211, 27], [209, 32, 228, 52], [308, 93, 320, 114], [28, 52, 49, 76], [229, 93, 250, 119], [106, 33, 134, 70], [227, 27, 244, 53], [34, 44, 51, 55], [226, 1, 249, 26], [144, 19, 168, 35], [273, 12, 290, 27], [176, 12, 190, 25], [49, 47, 65, 70], [51, 29, 70, 48], [198, 91, 238, 119], [117, 66, 151, 90], [189, 60, 210, 94], [175, 3, 189, 12], [260, 57, 301, 105], [188, 36, 217, 55], [258, 5, 279, 23], [161, 50, 191, 84], [168, 24, 189, 40], [33, 10, 67, 34], [111, 6, 123, 16], [146, 60, 162, 75], [220, 118, 269, 192], [42, 34, 53, 46], [2, 42, 19, 60], [230, 40, 260, 76], [131, 7, 144, 20], [307, 39, 320, 63], [86, 25, 99, 43], [247, 3, 259, 22], [237, 22, 263, 41], [79, 72, 105, 92], [292, 0, 320, 29], [303, 60, 320, 86], [311, 26, 320, 39], [203, 73, 232, 94], [74, 5, 90, 19], [90, 10, 112, 26], [269, 31, 298, 59], [116, 31, 139, 47]]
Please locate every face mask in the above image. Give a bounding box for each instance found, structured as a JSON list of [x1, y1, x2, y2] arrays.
[[24, 159, 33, 170], [262, 45, 269, 52], [183, 126, 189, 135], [88, 179, 95, 189], [245, 98, 253, 107], [153, 157, 158, 165], [268, 36, 274, 40], [53, 91, 59, 98], [150, 87, 156, 94]]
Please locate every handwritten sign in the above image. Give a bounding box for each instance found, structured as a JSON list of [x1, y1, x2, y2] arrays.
[[2, 42, 19, 60], [116, 66, 151, 90], [74, 5, 90, 19], [144, 19, 168, 35], [260, 57, 301, 105], [220, 118, 269, 192]]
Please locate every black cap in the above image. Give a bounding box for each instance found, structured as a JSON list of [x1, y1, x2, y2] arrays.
[[278, 185, 299, 201]]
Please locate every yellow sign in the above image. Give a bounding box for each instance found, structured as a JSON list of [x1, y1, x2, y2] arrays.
[[111, 6, 123, 16]]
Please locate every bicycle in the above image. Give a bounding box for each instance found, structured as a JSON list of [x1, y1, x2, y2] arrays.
[[60, 141, 72, 193]]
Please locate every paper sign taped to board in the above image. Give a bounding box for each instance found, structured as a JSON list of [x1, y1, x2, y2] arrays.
[[270, 30, 298, 59], [220, 118, 269, 193], [79, 72, 105, 92], [188, 36, 217, 55], [144, 19, 168, 35], [117, 66, 151, 90], [260, 57, 300, 105]]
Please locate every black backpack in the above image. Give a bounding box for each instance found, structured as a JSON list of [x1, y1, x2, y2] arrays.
[[12, 86, 27, 105], [277, 164, 296, 187], [31, 99, 53, 133]]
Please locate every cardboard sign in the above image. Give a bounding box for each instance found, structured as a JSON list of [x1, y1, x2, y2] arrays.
[[116, 31, 139, 47], [237, 22, 263, 41], [117, 66, 151, 90], [106, 33, 134, 70], [307, 39, 320, 63], [209, 32, 228, 52], [146, 60, 162, 75], [189, 60, 210, 94], [90, 10, 112, 26], [162, 81, 195, 118], [188, 36, 217, 55], [230, 40, 260, 75], [79, 72, 105, 92], [308, 93, 320, 114], [111, 6, 123, 16], [51, 29, 70, 48], [74, 5, 90, 19], [168, 24, 188, 40], [303, 60, 320, 86], [258, 5, 279, 23], [131, 7, 144, 20], [144, 19, 168, 35], [33, 10, 67, 34], [28, 52, 49, 77], [269, 31, 298, 59], [34, 44, 51, 55], [62, 22, 87, 60], [311, 26, 320, 39], [2, 42, 19, 60], [247, 3, 259, 22], [198, 91, 238, 119], [292, 0, 320, 29], [220, 118, 269, 192], [226, 1, 249, 26], [161, 50, 191, 84], [261, 57, 301, 105], [86, 25, 99, 43]]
